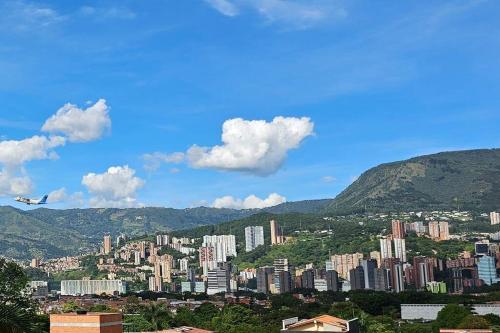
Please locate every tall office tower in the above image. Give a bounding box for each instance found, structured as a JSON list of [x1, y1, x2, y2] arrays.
[[156, 234, 170, 246], [392, 220, 405, 239], [149, 275, 163, 292], [277, 271, 293, 294], [199, 246, 217, 276], [379, 237, 393, 259], [257, 266, 275, 294], [393, 238, 407, 263], [349, 266, 365, 290], [490, 212, 500, 225], [331, 253, 364, 280], [139, 241, 146, 259], [373, 268, 390, 291], [61, 280, 126, 296], [413, 256, 435, 289], [301, 269, 315, 289], [30, 258, 40, 268], [478, 255, 500, 285], [187, 268, 197, 282], [273, 258, 290, 292], [428, 221, 440, 240], [370, 251, 382, 268], [134, 251, 141, 265], [179, 258, 189, 272], [207, 267, 230, 295], [438, 221, 450, 241], [202, 235, 237, 262], [325, 270, 339, 291], [103, 235, 112, 254], [361, 259, 377, 289], [270, 220, 284, 245], [245, 226, 265, 252], [160, 254, 174, 283], [381, 258, 404, 292]]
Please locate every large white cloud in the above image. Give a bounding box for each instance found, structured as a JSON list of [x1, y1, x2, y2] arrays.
[[0, 135, 65, 166], [42, 99, 111, 142], [0, 135, 66, 196], [186, 116, 314, 175], [82, 165, 144, 208], [212, 192, 286, 209]]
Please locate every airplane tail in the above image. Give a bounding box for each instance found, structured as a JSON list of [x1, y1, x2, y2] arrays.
[[39, 195, 48, 204]]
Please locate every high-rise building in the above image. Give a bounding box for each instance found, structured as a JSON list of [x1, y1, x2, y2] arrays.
[[61, 280, 126, 296], [379, 237, 393, 259], [179, 258, 189, 272], [207, 267, 230, 295], [325, 270, 339, 291], [134, 251, 141, 265], [202, 235, 237, 261], [478, 255, 500, 285], [382, 258, 404, 292], [103, 235, 112, 254], [490, 212, 500, 225], [199, 246, 217, 276], [374, 268, 389, 291], [156, 234, 170, 246], [361, 259, 377, 289], [159, 254, 173, 283], [149, 275, 163, 292], [30, 258, 40, 268], [273, 258, 290, 292], [392, 220, 405, 239], [413, 256, 435, 289], [270, 220, 284, 245], [438, 221, 449, 241], [257, 266, 275, 294], [393, 238, 407, 263], [349, 266, 365, 290], [301, 269, 315, 290], [245, 226, 264, 252], [330, 253, 364, 280], [277, 271, 293, 294], [428, 221, 440, 240], [370, 251, 382, 268], [314, 278, 328, 292]]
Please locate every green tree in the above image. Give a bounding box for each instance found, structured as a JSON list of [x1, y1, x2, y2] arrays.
[[192, 302, 219, 329], [141, 302, 172, 330], [457, 315, 491, 329], [62, 300, 80, 313], [123, 314, 153, 332], [0, 259, 42, 333], [212, 305, 263, 333], [433, 304, 472, 332]]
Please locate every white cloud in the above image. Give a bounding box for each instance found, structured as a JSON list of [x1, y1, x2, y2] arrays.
[[0, 135, 65, 166], [42, 99, 111, 142], [82, 165, 145, 208], [186, 116, 314, 175], [322, 175, 335, 183], [0, 135, 65, 196], [0, 168, 32, 196], [212, 192, 286, 209], [205, 0, 345, 29], [204, 0, 239, 17], [47, 187, 67, 203], [0, 0, 65, 33], [142, 152, 185, 172]]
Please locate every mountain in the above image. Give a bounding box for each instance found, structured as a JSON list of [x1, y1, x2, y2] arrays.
[[0, 201, 331, 260], [328, 148, 500, 213]]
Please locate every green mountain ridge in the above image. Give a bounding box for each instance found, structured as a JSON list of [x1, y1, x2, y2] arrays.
[[1, 148, 500, 260], [328, 148, 500, 213]]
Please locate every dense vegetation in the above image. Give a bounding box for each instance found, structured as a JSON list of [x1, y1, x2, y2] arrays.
[[329, 149, 500, 213]]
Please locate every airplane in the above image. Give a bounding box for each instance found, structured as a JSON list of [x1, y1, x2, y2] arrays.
[[15, 194, 48, 205]]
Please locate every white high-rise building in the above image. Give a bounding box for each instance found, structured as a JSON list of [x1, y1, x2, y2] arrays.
[[202, 235, 237, 261], [393, 238, 407, 263], [380, 237, 393, 259], [245, 226, 264, 252], [179, 258, 189, 272], [61, 280, 126, 296], [207, 268, 229, 295], [490, 212, 500, 225], [134, 251, 141, 265]]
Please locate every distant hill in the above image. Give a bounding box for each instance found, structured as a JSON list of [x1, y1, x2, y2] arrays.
[[0, 201, 331, 260], [328, 148, 500, 213]]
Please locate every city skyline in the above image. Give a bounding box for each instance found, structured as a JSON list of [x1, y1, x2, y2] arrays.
[[1, 1, 500, 209]]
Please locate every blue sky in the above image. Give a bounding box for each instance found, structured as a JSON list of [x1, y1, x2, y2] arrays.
[[0, 0, 499, 209]]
